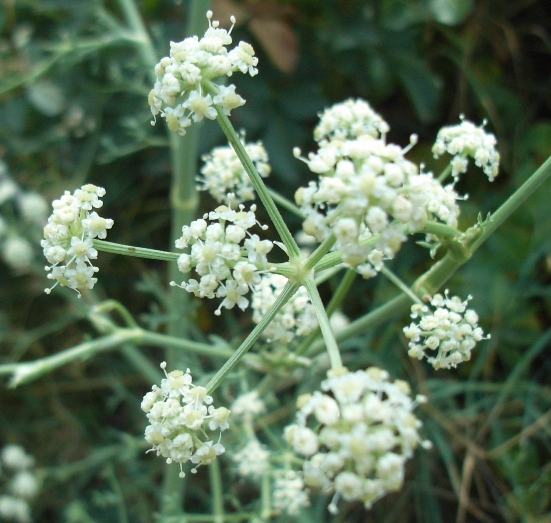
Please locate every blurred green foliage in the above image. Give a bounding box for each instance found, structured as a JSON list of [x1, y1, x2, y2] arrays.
[[0, 0, 550, 521]]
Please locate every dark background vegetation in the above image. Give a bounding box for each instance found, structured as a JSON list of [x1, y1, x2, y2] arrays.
[[0, 0, 550, 521]]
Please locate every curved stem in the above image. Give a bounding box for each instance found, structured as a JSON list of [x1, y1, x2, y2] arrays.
[[0, 327, 235, 388]]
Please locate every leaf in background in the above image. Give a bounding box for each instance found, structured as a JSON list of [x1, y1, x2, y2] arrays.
[[388, 52, 442, 122], [514, 121, 551, 247], [380, 0, 428, 30]]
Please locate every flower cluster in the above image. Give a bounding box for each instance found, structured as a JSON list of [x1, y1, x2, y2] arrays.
[[232, 439, 271, 480], [149, 11, 258, 136], [231, 390, 266, 423], [285, 367, 430, 513], [172, 203, 273, 315], [272, 470, 310, 516], [198, 139, 270, 204], [41, 184, 113, 296], [295, 100, 460, 278], [403, 291, 488, 369], [0, 445, 39, 523], [141, 362, 230, 478], [314, 98, 390, 143], [251, 273, 317, 343], [432, 117, 500, 181]]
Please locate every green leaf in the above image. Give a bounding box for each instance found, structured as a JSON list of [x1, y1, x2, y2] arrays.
[[388, 53, 442, 122]]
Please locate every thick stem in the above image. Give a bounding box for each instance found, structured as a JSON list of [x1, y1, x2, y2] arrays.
[[162, 2, 209, 513], [209, 460, 224, 523], [469, 155, 551, 252]]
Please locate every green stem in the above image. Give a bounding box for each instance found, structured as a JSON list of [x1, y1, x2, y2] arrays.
[[162, 2, 209, 514], [437, 163, 453, 183], [94, 239, 179, 261], [1, 327, 234, 388], [261, 473, 273, 520], [421, 221, 462, 239], [209, 460, 224, 523], [296, 268, 356, 356], [117, 0, 158, 77], [206, 82, 300, 259], [307, 293, 410, 357], [305, 233, 337, 272], [92, 299, 140, 328], [307, 156, 551, 354], [380, 266, 423, 305], [469, 155, 551, 252], [4, 330, 139, 387], [206, 281, 299, 394], [303, 276, 342, 369]]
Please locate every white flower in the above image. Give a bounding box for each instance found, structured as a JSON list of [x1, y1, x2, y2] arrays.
[[284, 425, 319, 457], [198, 138, 270, 204], [231, 390, 266, 422], [272, 471, 310, 516], [404, 290, 489, 369], [191, 441, 225, 472], [227, 41, 259, 76], [287, 367, 430, 513], [182, 91, 217, 122], [295, 110, 459, 279], [314, 98, 390, 142], [41, 184, 112, 296], [208, 406, 231, 431], [432, 116, 500, 181], [142, 362, 229, 478], [171, 203, 272, 315], [149, 11, 257, 135], [81, 211, 114, 239], [232, 439, 270, 479]]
